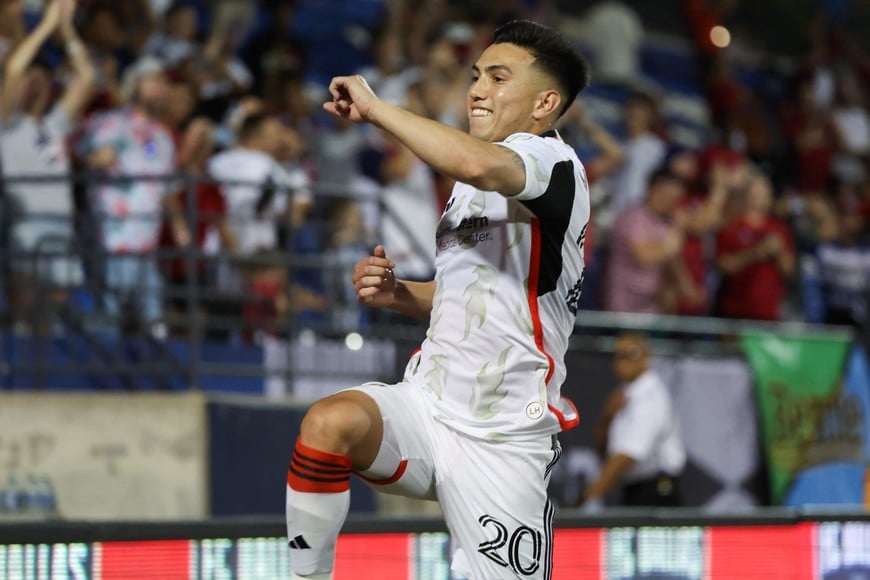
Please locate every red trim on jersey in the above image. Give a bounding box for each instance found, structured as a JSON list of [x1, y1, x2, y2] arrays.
[[549, 399, 580, 431], [356, 459, 409, 485], [527, 219, 555, 385]]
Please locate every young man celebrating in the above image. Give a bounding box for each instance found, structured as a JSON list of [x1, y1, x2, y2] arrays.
[[287, 21, 590, 579]]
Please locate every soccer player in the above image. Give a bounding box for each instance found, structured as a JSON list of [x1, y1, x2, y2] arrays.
[[286, 21, 590, 579]]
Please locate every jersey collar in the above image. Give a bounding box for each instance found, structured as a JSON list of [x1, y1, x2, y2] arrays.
[[539, 129, 563, 140]]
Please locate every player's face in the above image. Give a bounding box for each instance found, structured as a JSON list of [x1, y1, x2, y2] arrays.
[[467, 43, 543, 143]]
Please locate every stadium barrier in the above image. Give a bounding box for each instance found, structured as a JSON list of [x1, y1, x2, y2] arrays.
[[2, 510, 870, 579]]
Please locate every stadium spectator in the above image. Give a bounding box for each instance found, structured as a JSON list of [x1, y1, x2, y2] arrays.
[[79, 2, 132, 94], [781, 77, 838, 194], [0, 0, 95, 329], [76, 55, 183, 336], [667, 147, 747, 316], [192, 2, 254, 122], [603, 91, 667, 222], [141, 1, 199, 68], [162, 79, 199, 139], [574, 0, 645, 88], [158, 117, 236, 327], [309, 114, 367, 194], [604, 167, 686, 314], [240, 0, 305, 98], [208, 111, 310, 261], [830, 68, 870, 184], [405, 23, 470, 131], [715, 169, 795, 321], [356, 24, 418, 109], [320, 198, 369, 333], [377, 131, 439, 282], [207, 111, 313, 337], [579, 333, 685, 508], [802, 195, 870, 327]]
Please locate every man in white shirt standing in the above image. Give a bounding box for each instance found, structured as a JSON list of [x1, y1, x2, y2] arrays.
[[208, 111, 316, 337], [580, 332, 686, 507], [285, 20, 591, 580], [208, 111, 311, 261]]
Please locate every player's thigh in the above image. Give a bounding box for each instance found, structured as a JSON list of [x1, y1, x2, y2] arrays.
[[346, 382, 438, 501], [437, 434, 560, 580]]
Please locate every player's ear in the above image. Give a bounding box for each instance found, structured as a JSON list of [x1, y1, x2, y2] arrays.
[[533, 89, 561, 121]]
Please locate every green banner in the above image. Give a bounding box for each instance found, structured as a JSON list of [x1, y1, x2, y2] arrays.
[[740, 331, 851, 504]]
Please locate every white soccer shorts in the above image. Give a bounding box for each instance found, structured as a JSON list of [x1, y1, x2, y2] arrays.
[[348, 381, 561, 580]]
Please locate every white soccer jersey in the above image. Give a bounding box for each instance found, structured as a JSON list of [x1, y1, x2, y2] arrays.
[[407, 130, 590, 441]]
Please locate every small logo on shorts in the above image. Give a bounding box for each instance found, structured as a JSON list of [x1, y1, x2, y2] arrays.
[[525, 402, 544, 419]]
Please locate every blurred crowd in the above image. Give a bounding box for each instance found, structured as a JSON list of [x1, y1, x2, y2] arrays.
[[0, 0, 868, 342], [579, 0, 870, 330]]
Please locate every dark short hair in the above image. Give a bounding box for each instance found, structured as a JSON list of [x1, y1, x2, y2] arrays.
[[627, 90, 660, 115], [237, 111, 273, 143], [493, 20, 590, 117], [647, 165, 684, 189]]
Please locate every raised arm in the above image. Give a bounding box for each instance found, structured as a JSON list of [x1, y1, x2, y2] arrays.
[[0, 0, 61, 118], [57, 0, 95, 121], [324, 75, 527, 196]]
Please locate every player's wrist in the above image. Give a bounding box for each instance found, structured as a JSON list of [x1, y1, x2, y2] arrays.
[[364, 96, 386, 126]]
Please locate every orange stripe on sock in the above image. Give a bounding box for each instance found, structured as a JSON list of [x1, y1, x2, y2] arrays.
[[287, 438, 351, 493], [292, 454, 350, 475], [295, 438, 352, 469]]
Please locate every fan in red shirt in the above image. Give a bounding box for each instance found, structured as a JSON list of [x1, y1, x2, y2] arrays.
[[715, 169, 795, 320], [669, 146, 746, 316]]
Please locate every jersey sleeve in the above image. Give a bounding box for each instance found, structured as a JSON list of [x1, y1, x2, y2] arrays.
[[498, 133, 582, 202]]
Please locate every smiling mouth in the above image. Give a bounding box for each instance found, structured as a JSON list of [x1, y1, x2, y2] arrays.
[[470, 108, 492, 118]]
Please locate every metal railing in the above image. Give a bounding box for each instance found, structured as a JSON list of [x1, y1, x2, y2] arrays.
[[0, 171, 859, 391], [0, 170, 433, 391]]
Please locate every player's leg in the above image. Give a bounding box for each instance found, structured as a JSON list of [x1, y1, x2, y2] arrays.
[[286, 382, 437, 579], [436, 432, 561, 580], [352, 382, 437, 500], [286, 389, 384, 579]]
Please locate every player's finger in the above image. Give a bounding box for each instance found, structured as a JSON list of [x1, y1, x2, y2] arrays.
[[327, 76, 347, 101], [357, 286, 381, 299], [366, 256, 391, 269], [358, 274, 387, 289], [372, 246, 396, 269], [364, 264, 391, 276], [368, 255, 396, 271]]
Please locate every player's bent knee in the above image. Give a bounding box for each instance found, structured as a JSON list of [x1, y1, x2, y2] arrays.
[[299, 391, 384, 466]]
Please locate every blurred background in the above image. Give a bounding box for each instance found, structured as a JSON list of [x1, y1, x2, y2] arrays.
[[0, 0, 869, 577]]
